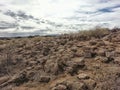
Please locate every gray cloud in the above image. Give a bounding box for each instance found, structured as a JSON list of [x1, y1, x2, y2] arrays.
[[10, 0, 30, 5], [0, 0, 120, 37]]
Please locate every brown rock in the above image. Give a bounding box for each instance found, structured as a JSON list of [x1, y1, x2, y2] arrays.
[[45, 60, 64, 75], [39, 76, 50, 83], [89, 40, 97, 45], [71, 81, 88, 90], [84, 79, 96, 90], [100, 57, 114, 63], [0, 76, 9, 85], [97, 49, 105, 56], [28, 61, 37, 66], [96, 41, 106, 47], [65, 58, 85, 75], [11, 72, 29, 86], [114, 57, 120, 64], [74, 50, 84, 57], [71, 46, 78, 52], [52, 84, 67, 90], [84, 51, 92, 58], [84, 50, 96, 58], [77, 43, 84, 48]]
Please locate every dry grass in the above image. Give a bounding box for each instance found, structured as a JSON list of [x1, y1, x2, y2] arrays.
[[78, 27, 109, 38], [60, 27, 110, 41]]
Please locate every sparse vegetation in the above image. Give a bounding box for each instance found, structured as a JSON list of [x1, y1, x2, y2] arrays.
[[0, 28, 120, 90], [78, 27, 109, 38]]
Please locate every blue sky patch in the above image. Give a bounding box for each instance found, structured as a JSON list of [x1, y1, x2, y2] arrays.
[[98, 8, 113, 13]]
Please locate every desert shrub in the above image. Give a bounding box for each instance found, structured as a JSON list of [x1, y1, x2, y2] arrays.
[[0, 42, 14, 77], [78, 27, 109, 39], [59, 27, 110, 41], [111, 27, 120, 32]]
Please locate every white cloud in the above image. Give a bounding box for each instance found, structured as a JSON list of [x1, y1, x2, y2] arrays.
[[0, 0, 120, 36]]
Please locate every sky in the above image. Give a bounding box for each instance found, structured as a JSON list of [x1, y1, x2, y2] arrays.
[[0, 0, 120, 36]]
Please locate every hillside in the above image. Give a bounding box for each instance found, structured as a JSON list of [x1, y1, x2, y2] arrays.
[[0, 28, 120, 90]]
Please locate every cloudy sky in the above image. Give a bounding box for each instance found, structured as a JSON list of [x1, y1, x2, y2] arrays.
[[0, 0, 120, 37]]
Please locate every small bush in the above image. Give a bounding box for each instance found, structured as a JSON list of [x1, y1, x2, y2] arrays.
[[0, 42, 14, 77], [59, 27, 110, 41], [78, 27, 109, 39]]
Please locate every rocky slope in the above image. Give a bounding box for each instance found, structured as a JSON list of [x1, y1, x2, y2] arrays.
[[0, 28, 120, 90]]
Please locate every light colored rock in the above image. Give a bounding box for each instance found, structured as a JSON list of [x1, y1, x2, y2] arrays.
[[105, 51, 115, 57], [0, 76, 9, 85], [77, 73, 90, 80], [52, 84, 67, 90]]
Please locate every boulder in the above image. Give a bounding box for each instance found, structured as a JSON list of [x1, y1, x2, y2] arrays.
[[65, 58, 85, 75], [39, 76, 50, 83]]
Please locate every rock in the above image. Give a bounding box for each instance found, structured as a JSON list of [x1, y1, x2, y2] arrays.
[[65, 58, 85, 75], [12, 72, 29, 86], [65, 67, 74, 75], [77, 43, 83, 48], [27, 71, 35, 80], [77, 73, 90, 80], [71, 46, 77, 52], [92, 63, 101, 69], [74, 50, 84, 57], [100, 57, 114, 63], [82, 46, 97, 58], [52, 84, 67, 90], [28, 61, 37, 66], [97, 49, 105, 56], [105, 51, 115, 57], [42, 47, 50, 56], [115, 48, 120, 57], [71, 81, 88, 90], [45, 60, 64, 75], [84, 51, 92, 58], [26, 67, 33, 70], [96, 41, 106, 47], [84, 50, 96, 58], [0, 76, 9, 85], [39, 76, 50, 83], [58, 48, 65, 53], [114, 57, 120, 64], [89, 40, 97, 45], [45, 60, 55, 73], [84, 79, 96, 90]]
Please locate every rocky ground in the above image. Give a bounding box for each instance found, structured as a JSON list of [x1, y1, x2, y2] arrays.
[[0, 28, 120, 90]]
